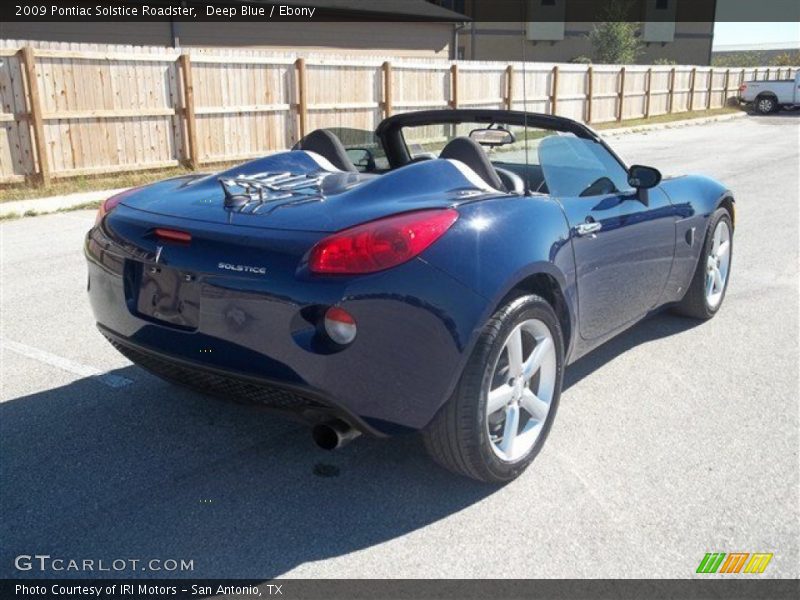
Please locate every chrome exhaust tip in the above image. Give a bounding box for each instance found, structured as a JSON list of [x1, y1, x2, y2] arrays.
[[312, 419, 361, 450]]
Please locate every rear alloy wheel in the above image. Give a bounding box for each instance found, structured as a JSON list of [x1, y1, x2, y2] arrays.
[[755, 96, 777, 114], [423, 295, 564, 483], [486, 318, 557, 462], [674, 208, 733, 320]]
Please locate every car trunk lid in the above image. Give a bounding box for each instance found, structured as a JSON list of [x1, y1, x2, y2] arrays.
[[120, 152, 500, 232]]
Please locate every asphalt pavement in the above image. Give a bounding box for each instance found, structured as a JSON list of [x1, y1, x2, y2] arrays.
[[0, 114, 797, 580]]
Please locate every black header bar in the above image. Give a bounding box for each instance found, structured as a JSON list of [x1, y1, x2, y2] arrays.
[[2, 0, 800, 23]]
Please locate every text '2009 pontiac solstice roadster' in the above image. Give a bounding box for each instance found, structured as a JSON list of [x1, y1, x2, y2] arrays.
[[85, 109, 734, 483]]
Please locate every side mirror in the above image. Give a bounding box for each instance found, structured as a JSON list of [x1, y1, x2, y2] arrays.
[[627, 164, 662, 189], [346, 147, 376, 172]]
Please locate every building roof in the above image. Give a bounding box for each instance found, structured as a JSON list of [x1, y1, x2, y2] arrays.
[[713, 41, 800, 53]]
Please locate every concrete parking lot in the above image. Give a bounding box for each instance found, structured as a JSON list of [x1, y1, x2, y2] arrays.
[[0, 115, 797, 580]]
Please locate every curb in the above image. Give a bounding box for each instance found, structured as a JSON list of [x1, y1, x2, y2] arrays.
[[1, 111, 749, 221], [0, 187, 129, 220], [597, 111, 748, 137]]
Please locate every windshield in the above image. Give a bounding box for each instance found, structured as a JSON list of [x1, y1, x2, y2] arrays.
[[402, 122, 553, 162], [400, 122, 631, 197]]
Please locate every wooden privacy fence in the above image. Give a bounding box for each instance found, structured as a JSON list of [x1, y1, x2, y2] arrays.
[[0, 40, 795, 185]]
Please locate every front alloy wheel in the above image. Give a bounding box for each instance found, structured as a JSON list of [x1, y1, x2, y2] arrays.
[[423, 294, 564, 483], [674, 207, 734, 320], [704, 219, 731, 309]]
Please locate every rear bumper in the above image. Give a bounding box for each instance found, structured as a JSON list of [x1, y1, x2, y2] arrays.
[[99, 325, 376, 433], [85, 222, 489, 435]]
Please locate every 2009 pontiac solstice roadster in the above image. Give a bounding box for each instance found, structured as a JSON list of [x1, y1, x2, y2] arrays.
[[86, 109, 734, 482]]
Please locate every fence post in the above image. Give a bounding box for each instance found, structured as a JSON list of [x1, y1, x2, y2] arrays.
[[505, 64, 514, 110], [586, 66, 593, 123], [753, 67, 758, 81], [765, 67, 770, 80], [617, 66, 626, 121], [706, 68, 713, 109], [668, 67, 676, 113], [644, 67, 652, 119], [450, 64, 459, 108], [295, 58, 308, 141], [20, 46, 49, 186], [724, 68, 730, 106], [550, 65, 559, 115], [740, 68, 745, 87], [688, 67, 696, 111], [382, 61, 393, 118], [178, 54, 198, 170]]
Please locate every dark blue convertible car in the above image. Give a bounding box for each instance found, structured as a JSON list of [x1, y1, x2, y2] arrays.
[[85, 109, 734, 482]]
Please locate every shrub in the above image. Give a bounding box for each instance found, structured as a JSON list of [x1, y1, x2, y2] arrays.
[[588, 0, 642, 64]]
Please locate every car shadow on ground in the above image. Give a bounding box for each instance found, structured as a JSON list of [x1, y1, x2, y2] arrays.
[[1, 312, 701, 580], [0, 365, 495, 580], [563, 311, 702, 391]]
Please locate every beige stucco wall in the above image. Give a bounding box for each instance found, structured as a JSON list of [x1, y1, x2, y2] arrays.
[[0, 21, 452, 58]]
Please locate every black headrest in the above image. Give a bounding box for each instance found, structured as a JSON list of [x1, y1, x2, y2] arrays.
[[294, 129, 357, 172], [439, 136, 505, 191]]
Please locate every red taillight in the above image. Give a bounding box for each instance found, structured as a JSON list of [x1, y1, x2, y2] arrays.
[[154, 228, 192, 243], [95, 189, 135, 224], [308, 209, 458, 274], [739, 84, 747, 92]]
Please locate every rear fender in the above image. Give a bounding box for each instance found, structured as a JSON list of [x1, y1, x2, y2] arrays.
[[421, 195, 578, 365]]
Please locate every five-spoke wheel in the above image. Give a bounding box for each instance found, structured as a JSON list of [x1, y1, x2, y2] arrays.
[[423, 294, 564, 483], [675, 207, 734, 320], [486, 319, 557, 462], [705, 219, 731, 309]]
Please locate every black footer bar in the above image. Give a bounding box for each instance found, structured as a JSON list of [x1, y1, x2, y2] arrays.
[[3, 579, 800, 600]]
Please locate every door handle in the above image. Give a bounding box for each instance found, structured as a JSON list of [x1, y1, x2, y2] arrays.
[[576, 221, 603, 236]]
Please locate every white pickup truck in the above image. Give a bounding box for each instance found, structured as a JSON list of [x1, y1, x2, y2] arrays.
[[739, 72, 800, 114]]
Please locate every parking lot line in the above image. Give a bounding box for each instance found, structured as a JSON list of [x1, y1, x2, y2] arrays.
[[0, 338, 133, 389]]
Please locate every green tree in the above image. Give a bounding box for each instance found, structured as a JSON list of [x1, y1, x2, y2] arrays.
[[712, 52, 761, 67], [774, 51, 800, 66], [588, 0, 642, 64]]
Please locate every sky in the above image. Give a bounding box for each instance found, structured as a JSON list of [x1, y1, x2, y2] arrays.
[[712, 22, 800, 50]]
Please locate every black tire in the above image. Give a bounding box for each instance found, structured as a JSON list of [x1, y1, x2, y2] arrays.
[[755, 95, 777, 115], [422, 294, 564, 483], [673, 208, 733, 320]]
